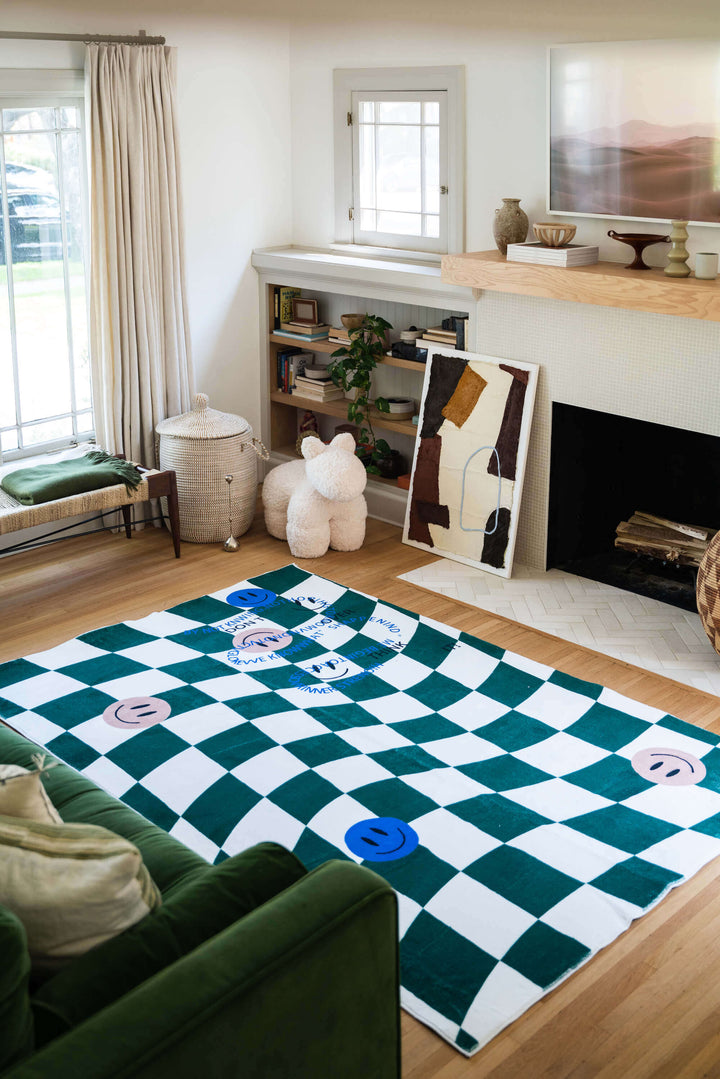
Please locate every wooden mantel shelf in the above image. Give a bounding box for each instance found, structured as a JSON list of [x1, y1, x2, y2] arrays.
[[441, 249, 720, 323]]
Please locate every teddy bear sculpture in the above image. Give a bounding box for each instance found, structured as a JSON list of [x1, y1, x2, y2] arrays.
[[262, 432, 368, 558]]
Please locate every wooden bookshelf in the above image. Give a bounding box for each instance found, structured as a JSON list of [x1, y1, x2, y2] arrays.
[[441, 249, 720, 322]]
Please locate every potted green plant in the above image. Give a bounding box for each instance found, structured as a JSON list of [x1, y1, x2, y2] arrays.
[[327, 313, 394, 476]]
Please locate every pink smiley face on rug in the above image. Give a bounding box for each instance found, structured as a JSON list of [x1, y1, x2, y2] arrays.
[[631, 747, 706, 786], [103, 696, 172, 729], [231, 627, 293, 654]]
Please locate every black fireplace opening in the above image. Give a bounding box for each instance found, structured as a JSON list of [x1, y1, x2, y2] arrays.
[[547, 403, 720, 611]]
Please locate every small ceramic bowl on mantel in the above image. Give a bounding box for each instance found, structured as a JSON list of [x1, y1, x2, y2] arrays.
[[340, 313, 366, 330], [533, 222, 577, 247]]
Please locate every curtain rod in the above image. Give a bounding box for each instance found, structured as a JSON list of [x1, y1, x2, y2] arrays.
[[0, 30, 166, 45]]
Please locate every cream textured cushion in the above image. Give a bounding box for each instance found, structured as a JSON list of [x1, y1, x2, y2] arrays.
[[0, 815, 161, 971], [0, 761, 62, 824]]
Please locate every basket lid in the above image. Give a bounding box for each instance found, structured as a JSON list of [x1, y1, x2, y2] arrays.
[[156, 393, 251, 439]]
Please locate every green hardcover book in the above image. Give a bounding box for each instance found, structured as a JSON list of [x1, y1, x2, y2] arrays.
[[274, 286, 301, 329]]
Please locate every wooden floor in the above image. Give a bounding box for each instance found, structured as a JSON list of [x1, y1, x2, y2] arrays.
[[3, 513, 720, 1079]]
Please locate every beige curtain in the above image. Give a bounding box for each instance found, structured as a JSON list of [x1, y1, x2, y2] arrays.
[[86, 43, 194, 466]]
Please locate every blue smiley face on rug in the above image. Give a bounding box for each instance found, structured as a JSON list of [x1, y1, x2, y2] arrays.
[[345, 817, 419, 862], [225, 587, 277, 609]]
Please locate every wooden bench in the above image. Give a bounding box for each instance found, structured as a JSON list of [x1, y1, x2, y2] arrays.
[[0, 466, 181, 558]]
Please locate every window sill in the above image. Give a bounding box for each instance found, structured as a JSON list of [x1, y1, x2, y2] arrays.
[[328, 242, 443, 265]]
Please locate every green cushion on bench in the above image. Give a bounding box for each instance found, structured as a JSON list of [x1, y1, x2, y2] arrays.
[[0, 452, 143, 506]]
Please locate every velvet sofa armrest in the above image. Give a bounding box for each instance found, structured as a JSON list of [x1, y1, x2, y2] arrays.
[[2, 860, 401, 1079]]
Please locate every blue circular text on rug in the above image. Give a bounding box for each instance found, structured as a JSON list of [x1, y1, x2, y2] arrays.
[[345, 817, 419, 862], [225, 587, 277, 609]]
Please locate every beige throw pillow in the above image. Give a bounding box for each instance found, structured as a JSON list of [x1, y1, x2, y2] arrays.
[[0, 757, 62, 824], [0, 814, 161, 972]]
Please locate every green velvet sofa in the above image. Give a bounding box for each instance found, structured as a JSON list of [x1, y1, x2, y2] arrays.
[[0, 724, 401, 1078]]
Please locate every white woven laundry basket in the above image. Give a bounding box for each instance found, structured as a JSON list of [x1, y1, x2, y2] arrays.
[[156, 393, 268, 543]]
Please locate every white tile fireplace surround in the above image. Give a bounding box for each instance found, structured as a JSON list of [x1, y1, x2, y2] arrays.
[[472, 290, 720, 571]]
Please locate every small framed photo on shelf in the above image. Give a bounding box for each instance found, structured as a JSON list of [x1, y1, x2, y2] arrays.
[[292, 297, 319, 324]]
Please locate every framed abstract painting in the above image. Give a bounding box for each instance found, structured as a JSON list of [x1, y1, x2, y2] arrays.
[[549, 40, 720, 224], [402, 348, 538, 578]]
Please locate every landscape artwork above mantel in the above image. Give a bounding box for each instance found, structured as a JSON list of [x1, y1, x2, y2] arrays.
[[549, 41, 720, 225]]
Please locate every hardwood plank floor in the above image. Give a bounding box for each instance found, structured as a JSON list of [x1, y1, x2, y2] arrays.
[[2, 512, 720, 1078]]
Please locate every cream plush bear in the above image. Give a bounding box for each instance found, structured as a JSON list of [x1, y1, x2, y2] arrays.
[[262, 433, 368, 558]]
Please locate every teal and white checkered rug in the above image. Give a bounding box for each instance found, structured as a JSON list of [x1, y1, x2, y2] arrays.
[[3, 564, 720, 1055]]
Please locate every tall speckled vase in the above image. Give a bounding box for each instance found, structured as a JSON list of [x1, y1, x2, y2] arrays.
[[664, 220, 691, 278], [493, 198, 529, 256]]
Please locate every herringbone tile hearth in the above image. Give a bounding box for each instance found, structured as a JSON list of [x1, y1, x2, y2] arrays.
[[399, 560, 720, 695]]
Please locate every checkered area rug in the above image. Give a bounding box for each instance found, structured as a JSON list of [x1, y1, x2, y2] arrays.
[[3, 564, 720, 1055]]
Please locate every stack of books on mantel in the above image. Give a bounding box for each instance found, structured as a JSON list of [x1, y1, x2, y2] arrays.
[[275, 321, 331, 342], [506, 242, 599, 267], [293, 374, 345, 402]]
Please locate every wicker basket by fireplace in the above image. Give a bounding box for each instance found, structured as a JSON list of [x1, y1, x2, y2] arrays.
[[156, 393, 268, 543], [696, 531, 720, 654]]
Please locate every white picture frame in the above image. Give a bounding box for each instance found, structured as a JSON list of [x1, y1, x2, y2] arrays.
[[548, 40, 720, 226]]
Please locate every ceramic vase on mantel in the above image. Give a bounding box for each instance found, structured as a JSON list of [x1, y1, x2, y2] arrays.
[[664, 220, 691, 278], [493, 198, 529, 256]]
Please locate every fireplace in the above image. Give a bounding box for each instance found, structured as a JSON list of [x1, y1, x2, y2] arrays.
[[547, 403, 720, 611]]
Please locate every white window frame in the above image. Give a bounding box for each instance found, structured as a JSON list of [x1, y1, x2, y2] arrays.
[[0, 68, 93, 461], [333, 66, 465, 259]]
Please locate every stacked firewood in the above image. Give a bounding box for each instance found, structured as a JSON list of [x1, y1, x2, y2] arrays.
[[615, 512, 716, 567]]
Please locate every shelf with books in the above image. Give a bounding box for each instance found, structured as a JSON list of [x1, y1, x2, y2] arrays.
[[269, 391, 418, 436], [270, 334, 428, 373]]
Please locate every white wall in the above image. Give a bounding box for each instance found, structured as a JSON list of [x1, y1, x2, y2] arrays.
[[0, 3, 294, 438], [287, 13, 720, 262]]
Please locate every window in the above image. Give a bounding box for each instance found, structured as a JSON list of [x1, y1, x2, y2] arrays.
[[334, 67, 464, 257], [0, 71, 92, 460]]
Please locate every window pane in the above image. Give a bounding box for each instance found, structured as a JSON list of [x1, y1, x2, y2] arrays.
[[1, 430, 18, 453], [423, 101, 439, 124], [359, 100, 374, 123], [377, 125, 421, 213], [22, 415, 73, 447], [377, 101, 421, 124], [424, 126, 440, 213], [359, 123, 376, 210], [360, 209, 376, 231], [60, 107, 80, 130], [3, 107, 56, 132], [424, 215, 440, 238], [376, 210, 422, 235], [1, 102, 92, 456], [61, 131, 90, 409]]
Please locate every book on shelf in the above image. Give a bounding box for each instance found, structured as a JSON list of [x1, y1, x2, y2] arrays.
[[275, 348, 312, 393], [273, 328, 330, 342], [441, 315, 469, 350], [294, 385, 345, 401], [420, 326, 458, 346], [506, 242, 600, 266], [279, 321, 332, 336], [273, 286, 301, 329], [327, 328, 351, 345]]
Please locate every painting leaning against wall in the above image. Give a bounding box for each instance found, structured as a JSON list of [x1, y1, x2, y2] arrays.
[[402, 349, 538, 578]]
